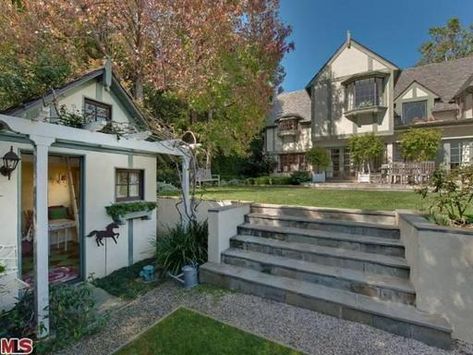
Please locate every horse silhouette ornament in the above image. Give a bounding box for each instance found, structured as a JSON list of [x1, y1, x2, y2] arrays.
[[87, 222, 120, 247]]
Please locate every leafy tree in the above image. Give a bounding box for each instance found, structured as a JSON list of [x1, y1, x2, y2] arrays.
[[348, 133, 384, 174], [418, 18, 473, 65], [399, 128, 441, 162], [0, 0, 292, 156], [306, 147, 330, 173]]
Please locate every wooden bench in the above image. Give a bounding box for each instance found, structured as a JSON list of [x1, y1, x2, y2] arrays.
[[196, 168, 220, 187]]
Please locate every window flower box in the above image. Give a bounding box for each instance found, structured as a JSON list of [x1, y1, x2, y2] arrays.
[[113, 210, 152, 225], [105, 201, 157, 225]]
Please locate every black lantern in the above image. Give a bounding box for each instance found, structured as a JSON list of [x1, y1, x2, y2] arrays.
[[0, 146, 20, 180]]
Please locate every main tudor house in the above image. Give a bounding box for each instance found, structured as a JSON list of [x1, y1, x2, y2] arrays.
[[265, 34, 473, 178]]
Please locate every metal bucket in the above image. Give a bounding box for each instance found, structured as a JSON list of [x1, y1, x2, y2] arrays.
[[182, 265, 198, 288]]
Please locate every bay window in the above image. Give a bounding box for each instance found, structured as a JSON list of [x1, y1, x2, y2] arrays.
[[345, 77, 384, 111]]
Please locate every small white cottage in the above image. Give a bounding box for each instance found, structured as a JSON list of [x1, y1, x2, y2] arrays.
[[0, 64, 190, 336]]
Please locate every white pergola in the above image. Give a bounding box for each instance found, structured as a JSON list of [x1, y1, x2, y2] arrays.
[[0, 114, 191, 337]]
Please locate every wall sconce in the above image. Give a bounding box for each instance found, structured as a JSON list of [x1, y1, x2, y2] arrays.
[[0, 146, 20, 180]]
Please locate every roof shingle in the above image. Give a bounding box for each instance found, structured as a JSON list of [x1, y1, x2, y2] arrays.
[[394, 55, 473, 102], [268, 90, 311, 125]]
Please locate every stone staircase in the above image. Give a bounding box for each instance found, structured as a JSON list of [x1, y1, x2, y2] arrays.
[[200, 204, 453, 349]]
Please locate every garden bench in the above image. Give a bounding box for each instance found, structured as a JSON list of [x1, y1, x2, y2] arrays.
[[196, 168, 220, 187]]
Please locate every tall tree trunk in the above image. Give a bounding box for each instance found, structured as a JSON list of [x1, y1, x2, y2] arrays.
[[134, 74, 144, 102]]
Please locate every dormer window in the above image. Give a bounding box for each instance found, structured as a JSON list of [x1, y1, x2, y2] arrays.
[[402, 100, 427, 125], [345, 77, 384, 111], [279, 118, 298, 131], [84, 98, 112, 122], [277, 117, 300, 137]]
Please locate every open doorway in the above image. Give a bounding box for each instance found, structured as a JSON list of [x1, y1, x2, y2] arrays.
[[20, 153, 82, 285]]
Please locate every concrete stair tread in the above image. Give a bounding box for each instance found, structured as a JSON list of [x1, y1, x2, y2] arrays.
[[233, 234, 409, 269], [222, 248, 414, 294], [247, 212, 400, 231], [239, 223, 403, 247], [201, 262, 451, 333], [251, 203, 396, 217]]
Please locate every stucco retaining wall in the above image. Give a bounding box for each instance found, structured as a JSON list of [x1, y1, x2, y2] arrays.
[[397, 211, 473, 342], [156, 197, 233, 235]]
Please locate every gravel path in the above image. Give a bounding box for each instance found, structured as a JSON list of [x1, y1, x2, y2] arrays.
[[57, 282, 473, 355]]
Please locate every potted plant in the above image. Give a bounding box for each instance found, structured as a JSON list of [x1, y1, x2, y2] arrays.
[[306, 147, 331, 183], [348, 133, 384, 183]]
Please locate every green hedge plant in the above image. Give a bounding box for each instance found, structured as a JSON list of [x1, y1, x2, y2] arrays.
[[289, 171, 311, 185]]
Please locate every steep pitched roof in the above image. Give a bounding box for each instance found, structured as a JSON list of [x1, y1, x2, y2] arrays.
[[394, 55, 473, 102], [305, 37, 399, 92], [267, 90, 311, 126], [1, 67, 149, 129]]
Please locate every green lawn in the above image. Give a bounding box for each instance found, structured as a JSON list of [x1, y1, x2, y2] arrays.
[[115, 307, 300, 355], [163, 186, 426, 211]]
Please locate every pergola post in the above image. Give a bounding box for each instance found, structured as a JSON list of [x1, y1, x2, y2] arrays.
[[30, 135, 54, 338], [181, 156, 191, 227]]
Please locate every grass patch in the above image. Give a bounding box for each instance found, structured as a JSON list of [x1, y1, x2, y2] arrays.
[[115, 307, 300, 355], [92, 258, 160, 300], [162, 186, 426, 211]]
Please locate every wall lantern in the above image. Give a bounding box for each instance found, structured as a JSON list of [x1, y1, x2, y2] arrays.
[[0, 146, 20, 180]]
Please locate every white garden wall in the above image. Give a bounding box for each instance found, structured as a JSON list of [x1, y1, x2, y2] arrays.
[[397, 211, 473, 342], [156, 196, 233, 235]]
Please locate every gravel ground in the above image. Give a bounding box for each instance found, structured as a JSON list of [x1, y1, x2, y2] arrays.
[[57, 281, 473, 355]]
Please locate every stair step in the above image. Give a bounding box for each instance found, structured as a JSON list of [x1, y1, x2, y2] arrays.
[[238, 223, 404, 257], [245, 213, 400, 239], [200, 262, 452, 349], [250, 203, 396, 225], [222, 248, 415, 305], [231, 235, 410, 279]]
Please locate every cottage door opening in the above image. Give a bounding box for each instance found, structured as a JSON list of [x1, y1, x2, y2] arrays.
[[20, 153, 82, 285]]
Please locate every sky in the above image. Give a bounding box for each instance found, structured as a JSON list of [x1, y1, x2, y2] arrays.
[[279, 0, 473, 92]]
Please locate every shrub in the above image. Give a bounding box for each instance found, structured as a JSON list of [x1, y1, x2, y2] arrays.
[[306, 147, 331, 173], [0, 283, 105, 353], [255, 176, 271, 185], [348, 133, 384, 173], [289, 171, 311, 185], [270, 176, 292, 185], [400, 128, 441, 162], [246, 178, 256, 185], [418, 165, 473, 226], [158, 182, 179, 194], [156, 220, 208, 275]]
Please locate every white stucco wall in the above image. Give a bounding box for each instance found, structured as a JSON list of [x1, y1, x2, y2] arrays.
[[0, 140, 158, 289], [311, 43, 393, 140], [55, 81, 131, 124], [156, 197, 233, 235]]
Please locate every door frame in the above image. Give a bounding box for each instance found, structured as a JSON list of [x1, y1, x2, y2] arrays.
[[18, 151, 86, 283]]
